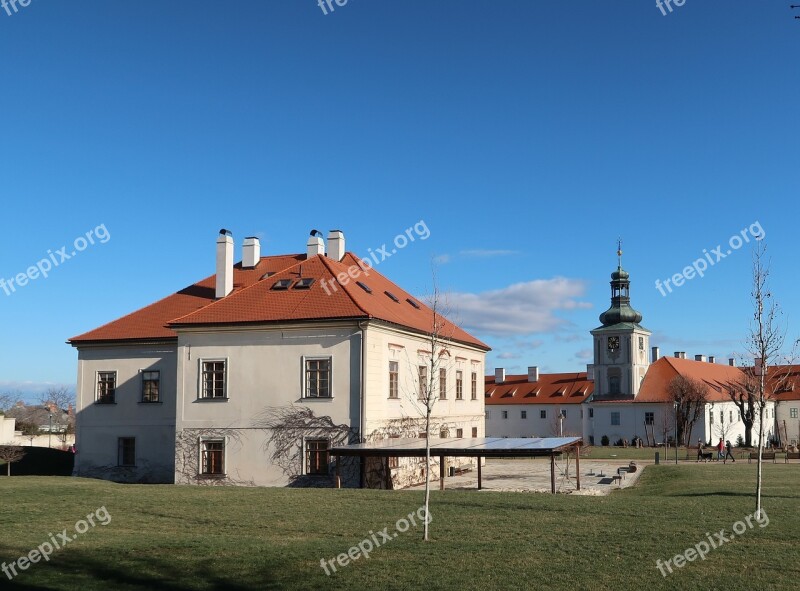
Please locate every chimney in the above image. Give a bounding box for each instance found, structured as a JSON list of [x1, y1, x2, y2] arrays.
[[652, 347, 660, 363], [695, 355, 706, 363], [587, 364, 594, 381], [729, 358, 736, 367], [327, 230, 345, 262], [242, 236, 261, 268], [755, 357, 763, 376], [681, 352, 687, 359], [674, 351, 681, 358], [709, 356, 716, 364], [307, 230, 325, 258], [495, 368, 506, 384], [216, 229, 234, 299], [527, 366, 539, 382]]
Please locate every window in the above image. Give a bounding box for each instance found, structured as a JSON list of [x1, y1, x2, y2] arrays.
[[439, 368, 447, 400], [272, 279, 292, 290], [294, 278, 314, 289], [97, 372, 116, 404], [471, 372, 478, 400], [456, 428, 463, 438], [639, 336, 644, 350], [521, 410, 527, 419], [645, 412, 654, 425], [201, 440, 225, 475], [502, 411, 508, 419], [117, 437, 135, 467], [356, 281, 372, 294], [388, 361, 399, 399], [560, 410, 567, 418], [472, 427, 478, 438], [540, 410, 547, 419], [456, 370, 464, 400], [608, 368, 622, 394], [730, 411, 734, 423], [418, 365, 428, 400], [141, 371, 160, 403], [485, 410, 491, 420], [720, 410, 724, 423], [440, 429, 448, 438], [791, 408, 799, 419], [201, 361, 226, 399], [710, 412, 714, 425], [384, 290, 400, 302], [418, 431, 427, 439], [305, 439, 329, 475], [611, 412, 620, 426], [305, 358, 331, 398], [589, 408, 594, 418]]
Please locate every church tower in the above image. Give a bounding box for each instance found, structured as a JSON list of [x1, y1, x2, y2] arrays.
[[589, 243, 651, 400]]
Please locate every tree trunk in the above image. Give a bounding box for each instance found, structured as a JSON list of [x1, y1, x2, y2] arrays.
[[6, 462, 10, 477], [756, 400, 765, 516], [423, 406, 431, 542]]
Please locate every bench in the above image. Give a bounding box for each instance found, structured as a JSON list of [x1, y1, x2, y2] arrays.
[[785, 452, 800, 463], [610, 467, 627, 486], [748, 452, 776, 463]]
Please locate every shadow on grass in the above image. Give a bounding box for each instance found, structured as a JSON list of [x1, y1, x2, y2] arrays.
[[1, 550, 280, 591], [668, 491, 799, 499]]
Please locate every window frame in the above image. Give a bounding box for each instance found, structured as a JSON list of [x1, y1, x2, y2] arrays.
[[96, 371, 117, 404], [471, 427, 478, 438], [304, 438, 330, 476], [117, 437, 135, 467], [199, 359, 228, 400], [521, 410, 527, 419], [540, 410, 547, 419], [791, 408, 799, 419], [471, 371, 478, 400], [439, 368, 447, 400], [418, 365, 428, 400], [141, 370, 161, 403], [501, 410, 508, 419], [388, 361, 399, 399], [645, 411, 654, 425], [456, 370, 464, 400], [199, 437, 226, 477], [611, 411, 621, 426], [303, 356, 333, 399]]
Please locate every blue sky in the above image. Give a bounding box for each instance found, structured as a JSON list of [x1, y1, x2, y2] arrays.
[[1, 0, 798, 400]]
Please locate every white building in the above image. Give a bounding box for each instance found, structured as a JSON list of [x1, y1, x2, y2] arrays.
[[70, 230, 489, 486]]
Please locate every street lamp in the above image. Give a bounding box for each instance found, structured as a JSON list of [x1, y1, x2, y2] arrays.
[[673, 402, 678, 465], [48, 414, 52, 449]]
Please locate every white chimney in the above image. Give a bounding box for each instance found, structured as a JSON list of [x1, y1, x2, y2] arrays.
[[695, 355, 706, 363], [242, 236, 260, 269], [527, 366, 539, 382], [729, 358, 736, 367], [681, 352, 687, 359], [216, 229, 234, 299], [587, 364, 594, 381], [709, 356, 716, 364], [495, 368, 505, 384], [307, 230, 325, 258], [327, 230, 345, 262], [652, 347, 660, 363]]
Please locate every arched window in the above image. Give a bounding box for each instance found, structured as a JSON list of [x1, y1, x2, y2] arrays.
[[608, 367, 622, 394]]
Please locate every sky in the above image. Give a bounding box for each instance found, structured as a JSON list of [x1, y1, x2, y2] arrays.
[[1, 0, 798, 400]]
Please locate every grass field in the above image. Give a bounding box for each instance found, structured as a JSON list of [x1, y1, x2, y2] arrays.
[[1, 464, 799, 590]]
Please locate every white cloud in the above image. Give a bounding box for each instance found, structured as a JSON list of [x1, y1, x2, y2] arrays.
[[449, 277, 592, 337], [432, 254, 451, 264], [575, 349, 593, 360], [497, 352, 521, 360]]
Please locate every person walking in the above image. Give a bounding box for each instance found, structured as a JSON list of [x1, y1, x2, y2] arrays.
[[717, 438, 724, 461], [724, 440, 735, 463], [696, 438, 704, 462]]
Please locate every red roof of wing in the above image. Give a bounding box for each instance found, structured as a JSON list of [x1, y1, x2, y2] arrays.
[[768, 365, 800, 401], [69, 255, 303, 343], [70, 252, 489, 351], [635, 356, 746, 403], [484, 373, 593, 405], [170, 253, 488, 350]]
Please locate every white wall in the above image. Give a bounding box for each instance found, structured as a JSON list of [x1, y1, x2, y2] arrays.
[[486, 404, 582, 438], [74, 344, 177, 482], [776, 401, 800, 446], [0, 417, 16, 443]]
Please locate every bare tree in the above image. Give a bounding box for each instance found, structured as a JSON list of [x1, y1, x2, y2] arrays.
[[714, 408, 734, 444], [0, 445, 25, 476], [0, 393, 12, 413], [727, 369, 758, 447], [416, 270, 454, 543], [668, 375, 708, 445], [38, 386, 75, 411], [745, 239, 794, 516]]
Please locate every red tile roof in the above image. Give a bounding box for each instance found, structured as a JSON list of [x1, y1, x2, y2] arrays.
[[768, 365, 800, 401], [485, 373, 593, 405], [70, 252, 489, 350]]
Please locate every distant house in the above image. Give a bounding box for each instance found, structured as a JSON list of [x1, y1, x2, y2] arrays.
[[4, 402, 74, 435], [69, 230, 489, 486]]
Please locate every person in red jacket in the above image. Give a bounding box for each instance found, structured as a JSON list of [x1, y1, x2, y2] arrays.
[[717, 438, 724, 461]]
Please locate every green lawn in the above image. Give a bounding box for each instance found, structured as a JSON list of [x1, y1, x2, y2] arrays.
[[1, 465, 799, 590]]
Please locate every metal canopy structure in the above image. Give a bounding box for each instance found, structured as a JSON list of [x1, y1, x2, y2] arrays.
[[330, 437, 583, 493]]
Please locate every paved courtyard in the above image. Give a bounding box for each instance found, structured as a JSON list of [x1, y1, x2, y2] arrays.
[[407, 458, 649, 495]]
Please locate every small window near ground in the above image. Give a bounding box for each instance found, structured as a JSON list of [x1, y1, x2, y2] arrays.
[[201, 440, 225, 475], [118, 437, 135, 467], [305, 439, 329, 475]]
